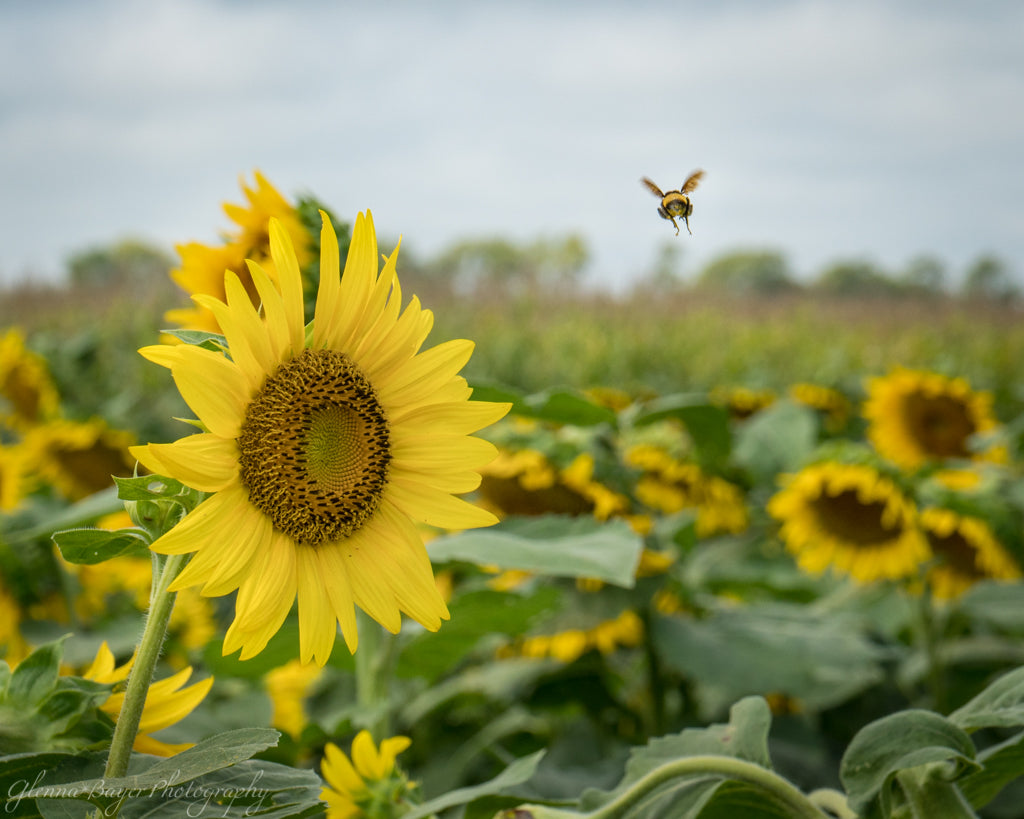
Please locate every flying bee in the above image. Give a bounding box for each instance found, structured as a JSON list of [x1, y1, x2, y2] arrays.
[[641, 170, 705, 236]]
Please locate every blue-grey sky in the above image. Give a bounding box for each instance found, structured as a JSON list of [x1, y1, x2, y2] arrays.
[[1, 0, 1022, 290]]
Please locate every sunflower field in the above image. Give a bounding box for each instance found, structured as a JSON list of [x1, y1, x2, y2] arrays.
[[3, 175, 1024, 819]]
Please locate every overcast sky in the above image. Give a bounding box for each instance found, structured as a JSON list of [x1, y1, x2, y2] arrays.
[[2, 0, 1023, 291]]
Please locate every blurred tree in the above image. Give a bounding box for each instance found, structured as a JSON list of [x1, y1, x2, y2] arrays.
[[67, 240, 174, 294], [695, 249, 796, 295], [961, 254, 1019, 302], [634, 241, 686, 295], [814, 259, 897, 297], [898, 254, 948, 295]]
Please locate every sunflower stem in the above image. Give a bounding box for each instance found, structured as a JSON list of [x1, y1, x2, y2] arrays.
[[104, 552, 187, 781], [915, 584, 947, 712], [518, 755, 829, 819], [355, 609, 396, 740]]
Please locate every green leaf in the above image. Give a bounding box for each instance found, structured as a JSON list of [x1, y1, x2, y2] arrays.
[[959, 730, 1024, 809], [521, 389, 618, 427], [397, 587, 561, 681], [4, 487, 123, 544], [840, 710, 979, 815], [400, 750, 545, 819], [652, 603, 883, 712], [113, 475, 188, 501], [956, 581, 1024, 634], [25, 728, 281, 801], [950, 666, 1024, 732], [580, 697, 773, 814], [52, 528, 151, 565], [159, 329, 227, 351], [428, 515, 643, 587], [6, 639, 65, 707], [732, 400, 817, 483], [635, 395, 732, 470]]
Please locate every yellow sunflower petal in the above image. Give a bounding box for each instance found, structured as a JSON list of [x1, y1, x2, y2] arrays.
[[169, 503, 270, 596], [247, 259, 290, 362], [168, 346, 249, 439], [296, 547, 338, 665], [323, 740, 368, 796], [388, 478, 499, 530], [141, 433, 238, 493], [312, 210, 342, 350], [268, 218, 306, 355], [316, 544, 359, 653], [149, 483, 252, 556]]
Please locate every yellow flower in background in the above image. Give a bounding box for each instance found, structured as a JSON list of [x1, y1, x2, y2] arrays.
[[710, 386, 776, 420], [83, 642, 213, 756], [864, 367, 1004, 469], [0, 328, 60, 431], [0, 577, 30, 665], [266, 659, 322, 740], [498, 609, 644, 664], [168, 171, 315, 333], [132, 211, 509, 665], [0, 443, 30, 512], [789, 382, 851, 432], [768, 462, 928, 584], [321, 730, 414, 819], [478, 449, 628, 520], [21, 418, 135, 501], [919, 508, 1021, 600], [627, 445, 748, 537]]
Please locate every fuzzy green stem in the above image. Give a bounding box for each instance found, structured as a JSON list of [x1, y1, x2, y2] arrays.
[[354, 609, 396, 740], [808, 788, 858, 819], [520, 755, 829, 819], [916, 585, 947, 712], [104, 552, 187, 780]]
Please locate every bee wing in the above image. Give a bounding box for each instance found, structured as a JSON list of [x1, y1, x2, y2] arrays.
[[641, 177, 665, 198], [680, 169, 705, 194]]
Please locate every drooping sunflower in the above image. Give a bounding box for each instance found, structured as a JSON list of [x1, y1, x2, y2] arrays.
[[321, 730, 415, 819], [918, 507, 1020, 600], [768, 462, 929, 584], [0, 328, 60, 431], [83, 642, 213, 756], [167, 171, 315, 333], [626, 444, 748, 537], [864, 367, 1004, 469], [478, 449, 628, 520], [132, 211, 509, 664], [266, 658, 322, 740], [21, 418, 136, 501]]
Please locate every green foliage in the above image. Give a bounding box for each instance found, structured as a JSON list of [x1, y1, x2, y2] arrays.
[[695, 250, 796, 295]]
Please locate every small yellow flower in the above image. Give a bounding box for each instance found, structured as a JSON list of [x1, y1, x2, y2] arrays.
[[768, 462, 928, 584], [266, 659, 322, 740], [864, 367, 1004, 469], [321, 730, 414, 819], [83, 642, 213, 756]]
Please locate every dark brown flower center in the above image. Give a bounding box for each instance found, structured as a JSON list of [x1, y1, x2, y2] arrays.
[[236, 349, 390, 545], [810, 489, 901, 546], [902, 392, 975, 458]]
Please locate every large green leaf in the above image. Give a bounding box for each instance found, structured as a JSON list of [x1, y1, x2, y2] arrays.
[[950, 666, 1024, 732], [427, 515, 643, 587], [52, 527, 151, 565], [5, 639, 65, 708], [652, 604, 883, 712], [521, 389, 618, 427], [400, 751, 545, 819], [959, 730, 1024, 810], [24, 728, 281, 805], [840, 710, 979, 815], [732, 400, 817, 483]]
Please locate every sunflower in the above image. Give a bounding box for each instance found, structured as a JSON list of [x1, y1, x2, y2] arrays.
[[864, 367, 1004, 469], [321, 730, 414, 819], [21, 418, 136, 501], [768, 462, 928, 584], [497, 609, 644, 664], [132, 211, 508, 665], [478, 449, 628, 520], [83, 642, 213, 756], [710, 386, 776, 420], [627, 444, 748, 537], [167, 171, 314, 333], [919, 507, 1020, 600], [0, 328, 60, 432]]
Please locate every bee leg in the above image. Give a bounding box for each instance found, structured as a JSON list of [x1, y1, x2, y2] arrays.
[[684, 216, 692, 236], [669, 215, 681, 235]]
